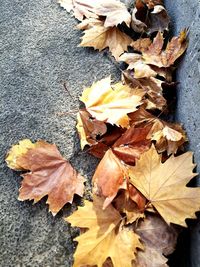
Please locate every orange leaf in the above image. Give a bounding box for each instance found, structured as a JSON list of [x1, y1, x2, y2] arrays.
[[93, 149, 128, 209], [112, 125, 152, 164]]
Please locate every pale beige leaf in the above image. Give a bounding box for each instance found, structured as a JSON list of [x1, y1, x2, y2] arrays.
[[58, 0, 97, 21], [94, 0, 131, 27], [59, 0, 131, 27], [129, 146, 199, 226], [119, 53, 157, 78]]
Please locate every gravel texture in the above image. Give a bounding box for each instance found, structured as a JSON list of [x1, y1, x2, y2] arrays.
[[0, 0, 199, 266]]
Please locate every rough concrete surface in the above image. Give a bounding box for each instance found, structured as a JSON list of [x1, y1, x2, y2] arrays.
[[0, 0, 199, 266]]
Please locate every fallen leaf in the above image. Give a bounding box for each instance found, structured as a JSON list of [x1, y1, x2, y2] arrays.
[[16, 140, 84, 214], [112, 125, 152, 164], [6, 139, 36, 170], [143, 30, 188, 67], [93, 149, 128, 209], [128, 146, 199, 226], [76, 109, 107, 150], [58, 0, 97, 21], [93, 0, 131, 27], [120, 53, 157, 78], [122, 72, 167, 110], [144, 0, 163, 9], [131, 0, 169, 34], [131, 38, 152, 53], [133, 213, 178, 267], [66, 196, 143, 267], [88, 125, 125, 158], [113, 188, 146, 224], [59, 0, 131, 27], [80, 76, 144, 128], [120, 30, 187, 80], [148, 5, 170, 34], [79, 19, 132, 59], [128, 108, 186, 154]]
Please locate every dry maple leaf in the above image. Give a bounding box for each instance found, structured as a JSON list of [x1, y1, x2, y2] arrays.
[[15, 140, 84, 215], [6, 139, 36, 170], [79, 19, 132, 60], [122, 71, 168, 110], [120, 30, 187, 79], [128, 145, 200, 226], [80, 76, 144, 128], [59, 0, 131, 27], [76, 109, 107, 150], [93, 149, 128, 209], [129, 107, 186, 154], [143, 30, 188, 67], [66, 196, 143, 267], [133, 213, 178, 267]]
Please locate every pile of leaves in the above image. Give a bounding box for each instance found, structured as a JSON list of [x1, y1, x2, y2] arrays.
[[5, 0, 200, 266]]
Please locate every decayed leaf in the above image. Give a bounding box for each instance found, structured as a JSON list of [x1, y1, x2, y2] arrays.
[[113, 189, 146, 224], [6, 139, 36, 170], [133, 213, 178, 267], [120, 53, 157, 78], [80, 76, 144, 128], [66, 197, 143, 267], [143, 30, 188, 67], [148, 5, 170, 34], [93, 149, 128, 209], [144, 0, 163, 9], [122, 72, 167, 110], [112, 125, 152, 164], [59, 0, 131, 27], [128, 146, 199, 226], [79, 19, 132, 60], [131, 0, 169, 34], [120, 30, 187, 79], [129, 108, 186, 154], [87, 126, 125, 158], [76, 109, 107, 150], [131, 38, 152, 53], [16, 140, 85, 214]]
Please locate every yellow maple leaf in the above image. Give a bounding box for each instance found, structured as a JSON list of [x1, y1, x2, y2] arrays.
[[80, 77, 144, 128], [66, 197, 143, 267], [128, 146, 199, 227], [5, 139, 36, 170]]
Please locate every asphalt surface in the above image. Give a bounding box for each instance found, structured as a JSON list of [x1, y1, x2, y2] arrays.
[[0, 0, 199, 266]]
